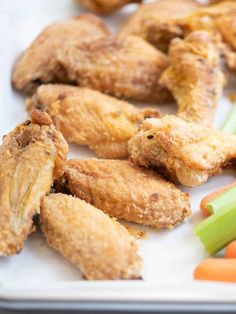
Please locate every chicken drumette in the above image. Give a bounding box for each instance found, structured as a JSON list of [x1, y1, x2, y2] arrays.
[[128, 116, 236, 187], [160, 31, 224, 125]]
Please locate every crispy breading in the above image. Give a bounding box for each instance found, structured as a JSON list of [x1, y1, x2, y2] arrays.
[[160, 31, 224, 125], [55, 35, 170, 103], [128, 116, 236, 187], [119, 0, 201, 52], [216, 14, 236, 52], [41, 193, 142, 280], [57, 159, 191, 229], [12, 15, 110, 95], [76, 0, 142, 14], [0, 110, 68, 256], [180, 1, 236, 34], [26, 84, 160, 158]]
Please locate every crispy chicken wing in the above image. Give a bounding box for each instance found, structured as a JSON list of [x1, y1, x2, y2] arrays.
[[57, 159, 191, 229], [55, 35, 170, 103], [12, 15, 110, 95], [0, 110, 68, 256], [119, 0, 201, 52], [160, 31, 224, 125], [76, 0, 142, 14], [128, 116, 236, 187], [41, 193, 142, 280], [26, 84, 160, 158], [216, 14, 236, 52]]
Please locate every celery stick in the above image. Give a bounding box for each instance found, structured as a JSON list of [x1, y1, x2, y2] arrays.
[[206, 186, 236, 214], [221, 105, 236, 134], [194, 203, 236, 255]]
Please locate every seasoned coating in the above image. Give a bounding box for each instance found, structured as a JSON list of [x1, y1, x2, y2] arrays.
[[128, 116, 236, 187], [41, 193, 142, 280], [26, 84, 160, 158], [76, 0, 142, 14], [216, 14, 236, 52], [12, 15, 110, 95], [160, 31, 224, 125], [56, 35, 170, 103], [180, 1, 236, 34], [0, 110, 68, 256], [57, 159, 191, 229], [119, 0, 201, 52]]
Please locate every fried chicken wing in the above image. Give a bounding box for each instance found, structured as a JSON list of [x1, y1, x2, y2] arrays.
[[216, 14, 236, 52], [41, 193, 142, 280], [119, 0, 201, 52], [57, 159, 191, 229], [160, 31, 224, 125], [26, 84, 160, 158], [76, 0, 142, 14], [0, 110, 68, 256], [128, 116, 236, 187], [55, 35, 170, 103], [12, 15, 110, 95]]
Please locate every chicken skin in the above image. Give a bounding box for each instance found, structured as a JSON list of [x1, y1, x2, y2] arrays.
[[128, 116, 236, 187], [41, 193, 142, 280], [76, 0, 142, 14], [55, 35, 170, 103], [160, 31, 224, 126], [26, 84, 160, 158], [57, 159, 191, 229], [12, 15, 110, 95], [0, 110, 68, 256], [119, 0, 201, 52]]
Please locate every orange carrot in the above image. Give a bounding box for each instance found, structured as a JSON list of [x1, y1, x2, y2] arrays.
[[225, 241, 236, 259], [200, 181, 236, 216], [194, 258, 236, 283]]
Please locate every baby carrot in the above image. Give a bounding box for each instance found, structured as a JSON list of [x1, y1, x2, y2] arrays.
[[225, 241, 236, 259], [194, 258, 236, 283], [200, 181, 236, 216]]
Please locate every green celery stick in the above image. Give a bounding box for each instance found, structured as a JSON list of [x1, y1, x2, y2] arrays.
[[221, 105, 236, 134], [206, 186, 236, 214], [194, 203, 236, 255]]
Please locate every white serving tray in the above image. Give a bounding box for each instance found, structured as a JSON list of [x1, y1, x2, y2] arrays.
[[1, 0, 236, 311]]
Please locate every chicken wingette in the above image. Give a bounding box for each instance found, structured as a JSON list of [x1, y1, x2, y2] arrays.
[[76, 0, 142, 14], [0, 110, 68, 256], [12, 15, 110, 95], [55, 35, 170, 103], [41, 193, 142, 280], [57, 159, 191, 229], [26, 84, 160, 158], [120, 0, 201, 52]]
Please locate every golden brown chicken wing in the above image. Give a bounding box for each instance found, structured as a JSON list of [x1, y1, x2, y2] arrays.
[[12, 15, 110, 95], [160, 31, 224, 125], [41, 193, 142, 280], [119, 0, 201, 52], [76, 0, 142, 14], [26, 84, 160, 158], [216, 14, 236, 52], [128, 116, 236, 187], [57, 159, 191, 229], [56, 35, 170, 103], [0, 110, 68, 256]]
